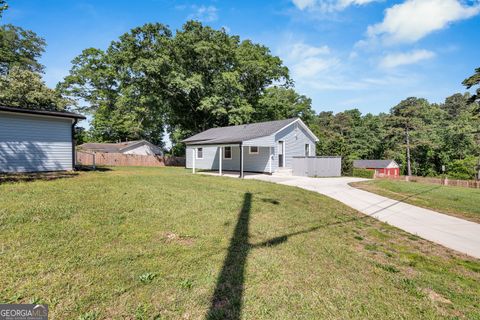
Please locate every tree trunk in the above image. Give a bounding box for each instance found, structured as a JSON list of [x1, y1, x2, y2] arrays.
[[406, 127, 412, 176]]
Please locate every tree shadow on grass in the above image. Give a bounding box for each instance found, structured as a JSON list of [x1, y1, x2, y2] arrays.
[[206, 185, 444, 319], [0, 172, 79, 185], [206, 193, 343, 320], [206, 192, 253, 320]]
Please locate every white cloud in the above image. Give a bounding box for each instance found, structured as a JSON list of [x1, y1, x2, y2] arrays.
[[280, 42, 338, 79], [292, 0, 379, 12], [187, 5, 218, 22], [379, 49, 435, 68], [368, 0, 480, 45], [292, 0, 317, 10]]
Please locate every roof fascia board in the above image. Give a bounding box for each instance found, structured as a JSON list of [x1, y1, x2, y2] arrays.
[[272, 118, 319, 142], [0, 110, 76, 123]]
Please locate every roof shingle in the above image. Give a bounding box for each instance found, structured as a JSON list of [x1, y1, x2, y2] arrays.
[[182, 118, 298, 145], [353, 159, 397, 169]]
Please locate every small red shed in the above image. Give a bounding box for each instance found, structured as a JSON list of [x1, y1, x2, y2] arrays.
[[353, 159, 400, 177]]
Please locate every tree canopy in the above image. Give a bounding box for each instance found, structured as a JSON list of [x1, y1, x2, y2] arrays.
[[0, 67, 70, 110], [463, 67, 480, 104], [0, 24, 46, 75], [0, 2, 67, 111], [311, 94, 479, 179], [59, 21, 299, 145]]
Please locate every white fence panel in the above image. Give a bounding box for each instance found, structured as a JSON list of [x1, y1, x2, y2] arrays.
[[292, 156, 341, 177]]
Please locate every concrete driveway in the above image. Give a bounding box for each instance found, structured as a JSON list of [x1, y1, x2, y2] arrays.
[[246, 175, 480, 259]]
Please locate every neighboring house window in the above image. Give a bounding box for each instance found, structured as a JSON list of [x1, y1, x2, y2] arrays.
[[249, 146, 259, 154], [196, 148, 203, 159], [305, 144, 310, 156], [224, 146, 232, 159]]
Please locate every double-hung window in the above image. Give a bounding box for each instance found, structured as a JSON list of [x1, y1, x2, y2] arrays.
[[249, 146, 259, 154], [196, 148, 203, 159], [223, 146, 232, 159]]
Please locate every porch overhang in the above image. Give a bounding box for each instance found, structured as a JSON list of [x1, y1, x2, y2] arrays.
[[189, 143, 274, 179]]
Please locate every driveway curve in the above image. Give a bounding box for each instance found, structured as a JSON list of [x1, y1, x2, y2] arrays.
[[246, 175, 480, 259]]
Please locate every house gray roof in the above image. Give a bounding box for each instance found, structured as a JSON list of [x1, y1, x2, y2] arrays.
[[353, 159, 397, 169], [182, 118, 300, 145], [79, 140, 161, 153]]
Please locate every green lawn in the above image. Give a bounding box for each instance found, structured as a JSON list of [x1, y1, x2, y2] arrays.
[[351, 179, 480, 224], [1, 167, 479, 319]]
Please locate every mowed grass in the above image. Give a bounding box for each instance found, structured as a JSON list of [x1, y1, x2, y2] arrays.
[[351, 179, 480, 223], [0, 167, 479, 319]]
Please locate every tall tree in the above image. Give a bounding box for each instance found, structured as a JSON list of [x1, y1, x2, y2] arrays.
[[0, 66, 69, 110], [0, 24, 46, 75], [255, 86, 314, 123], [462, 67, 480, 104], [0, 0, 7, 19], [59, 21, 292, 145], [388, 97, 430, 176]]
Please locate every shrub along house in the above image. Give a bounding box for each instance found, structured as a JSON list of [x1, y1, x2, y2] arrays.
[[353, 159, 400, 177], [183, 118, 319, 177], [0, 106, 86, 173]]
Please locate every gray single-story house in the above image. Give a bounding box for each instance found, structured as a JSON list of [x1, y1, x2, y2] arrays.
[[79, 140, 163, 156], [182, 118, 319, 177], [0, 106, 86, 173]]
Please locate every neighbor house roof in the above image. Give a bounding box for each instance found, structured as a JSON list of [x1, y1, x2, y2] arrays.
[[353, 159, 398, 169], [79, 140, 160, 153], [182, 118, 318, 145], [0, 105, 86, 120]]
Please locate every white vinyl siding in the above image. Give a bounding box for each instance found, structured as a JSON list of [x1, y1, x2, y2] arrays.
[[0, 112, 73, 172], [274, 123, 316, 171], [185, 120, 317, 174], [186, 145, 273, 173]]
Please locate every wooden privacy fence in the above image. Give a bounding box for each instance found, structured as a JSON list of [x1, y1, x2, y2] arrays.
[[77, 151, 185, 167], [376, 174, 480, 189]]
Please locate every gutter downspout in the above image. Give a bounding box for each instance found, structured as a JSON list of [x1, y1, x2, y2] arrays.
[[239, 142, 244, 179], [71, 119, 78, 171]]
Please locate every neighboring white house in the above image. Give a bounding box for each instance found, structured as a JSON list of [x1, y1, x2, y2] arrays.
[[79, 140, 163, 156], [183, 118, 319, 177], [0, 106, 86, 173]]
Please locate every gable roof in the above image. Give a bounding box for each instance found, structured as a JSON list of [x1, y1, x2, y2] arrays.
[[0, 105, 86, 120], [182, 118, 318, 145], [353, 159, 398, 169], [79, 140, 161, 153]]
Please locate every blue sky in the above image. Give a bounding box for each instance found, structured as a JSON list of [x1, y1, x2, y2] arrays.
[[3, 0, 480, 115]]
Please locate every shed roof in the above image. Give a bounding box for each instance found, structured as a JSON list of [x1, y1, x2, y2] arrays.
[[182, 118, 317, 145], [353, 159, 397, 169], [0, 105, 86, 120], [79, 140, 160, 153]]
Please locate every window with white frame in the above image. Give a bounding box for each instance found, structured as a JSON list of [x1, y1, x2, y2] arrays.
[[305, 144, 310, 156], [249, 146, 259, 154], [223, 146, 232, 159], [196, 147, 203, 159]]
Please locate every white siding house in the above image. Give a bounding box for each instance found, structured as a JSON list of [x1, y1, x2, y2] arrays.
[[0, 106, 86, 173], [183, 118, 318, 177]]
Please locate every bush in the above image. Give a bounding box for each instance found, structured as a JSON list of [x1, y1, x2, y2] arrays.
[[342, 158, 353, 176], [352, 168, 375, 179], [447, 156, 478, 180]]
